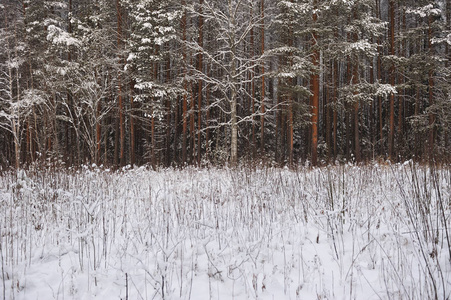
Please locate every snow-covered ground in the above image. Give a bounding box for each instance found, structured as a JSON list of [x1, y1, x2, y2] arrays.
[[0, 163, 450, 299]]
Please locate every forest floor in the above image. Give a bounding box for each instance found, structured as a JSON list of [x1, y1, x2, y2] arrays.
[[0, 163, 450, 299]]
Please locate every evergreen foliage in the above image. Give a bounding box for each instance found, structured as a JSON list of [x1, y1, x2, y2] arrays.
[[0, 0, 450, 168]]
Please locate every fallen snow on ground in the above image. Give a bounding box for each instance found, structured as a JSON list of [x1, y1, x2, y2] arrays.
[[0, 163, 450, 299]]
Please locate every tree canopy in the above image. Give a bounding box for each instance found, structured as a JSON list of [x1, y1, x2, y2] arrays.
[[0, 0, 450, 168]]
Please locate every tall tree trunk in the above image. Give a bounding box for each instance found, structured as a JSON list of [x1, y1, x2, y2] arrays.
[[388, 0, 395, 160], [352, 10, 360, 163], [376, 0, 383, 157], [181, 1, 188, 164], [398, 8, 406, 157], [67, 0, 73, 165], [174, 96, 179, 165], [250, 6, 256, 159], [116, 0, 125, 166], [153, 46, 160, 166], [369, 56, 375, 160], [114, 116, 119, 166], [333, 60, 338, 160], [166, 55, 172, 166], [7, 16, 21, 168], [311, 0, 319, 166], [446, 0, 451, 156], [96, 100, 102, 165], [190, 80, 195, 163], [275, 74, 281, 163], [94, 66, 102, 165], [345, 56, 351, 161], [427, 15, 435, 160], [231, 84, 238, 166], [151, 113, 156, 169], [353, 63, 360, 162], [13, 120, 20, 169], [288, 89, 294, 166], [324, 63, 331, 163], [414, 86, 420, 157], [11, 36, 20, 168], [206, 65, 211, 161], [230, 0, 238, 166], [130, 82, 135, 166], [197, 0, 203, 165], [26, 120, 31, 164], [260, 0, 265, 156], [287, 0, 294, 166], [104, 119, 109, 165]]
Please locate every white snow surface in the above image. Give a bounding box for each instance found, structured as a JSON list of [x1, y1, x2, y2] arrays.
[[0, 163, 450, 299]]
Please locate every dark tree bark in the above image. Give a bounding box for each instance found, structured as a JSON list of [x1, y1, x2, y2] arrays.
[[116, 0, 125, 166], [388, 0, 395, 160], [181, 1, 188, 164], [427, 15, 435, 159], [260, 0, 265, 156]]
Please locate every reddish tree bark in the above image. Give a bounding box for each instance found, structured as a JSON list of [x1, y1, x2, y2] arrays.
[[197, 0, 203, 165], [333, 60, 338, 160], [116, 0, 125, 166], [130, 82, 135, 166], [311, 0, 319, 166]]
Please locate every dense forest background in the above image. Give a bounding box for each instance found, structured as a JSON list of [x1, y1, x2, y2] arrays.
[[0, 0, 450, 168]]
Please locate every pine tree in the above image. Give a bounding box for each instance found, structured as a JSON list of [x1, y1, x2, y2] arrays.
[[272, 0, 313, 165], [393, 1, 443, 159], [126, 0, 182, 166]]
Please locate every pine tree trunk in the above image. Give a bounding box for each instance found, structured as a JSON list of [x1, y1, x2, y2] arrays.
[[415, 87, 421, 157], [114, 116, 119, 166], [151, 113, 156, 169], [398, 8, 406, 157], [130, 84, 135, 166], [96, 99, 102, 165], [353, 64, 360, 162], [206, 65, 211, 161], [369, 55, 375, 160], [250, 6, 256, 159], [376, 0, 383, 157], [181, 2, 188, 164], [288, 1, 294, 166], [190, 80, 195, 163], [333, 60, 338, 160], [26, 120, 32, 163], [260, 0, 265, 156], [13, 120, 20, 169], [428, 16, 435, 160], [230, 0, 238, 166], [311, 0, 319, 166], [352, 11, 360, 163], [166, 56, 172, 166], [7, 19, 20, 168], [182, 90, 188, 164], [197, 0, 203, 165], [231, 87, 238, 166], [388, 0, 395, 160], [446, 0, 451, 155], [67, 0, 73, 165], [116, 0, 125, 166]]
